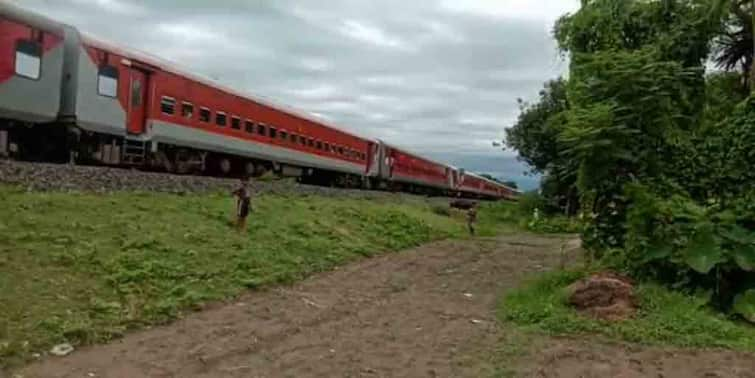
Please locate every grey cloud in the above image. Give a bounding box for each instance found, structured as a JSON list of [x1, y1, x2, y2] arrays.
[[15, 0, 577, 189]]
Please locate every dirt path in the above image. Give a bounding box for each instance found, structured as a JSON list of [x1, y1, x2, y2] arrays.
[[18, 234, 755, 378]]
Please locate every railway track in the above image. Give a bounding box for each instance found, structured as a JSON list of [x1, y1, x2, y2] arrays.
[[0, 159, 453, 199]]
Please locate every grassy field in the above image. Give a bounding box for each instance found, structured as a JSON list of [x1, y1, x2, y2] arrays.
[[498, 269, 755, 352], [0, 186, 517, 368]]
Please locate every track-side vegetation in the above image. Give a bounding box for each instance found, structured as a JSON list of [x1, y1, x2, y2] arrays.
[[497, 0, 755, 364], [0, 185, 517, 369]]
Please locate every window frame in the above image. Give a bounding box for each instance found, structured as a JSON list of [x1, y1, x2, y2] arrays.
[[160, 96, 176, 115], [257, 123, 267, 136], [280, 130, 288, 141], [14, 39, 42, 81], [97, 65, 119, 98], [216, 111, 227, 127], [269, 127, 277, 139], [181, 102, 194, 119], [231, 116, 241, 130], [199, 107, 211, 123], [245, 119, 255, 134]]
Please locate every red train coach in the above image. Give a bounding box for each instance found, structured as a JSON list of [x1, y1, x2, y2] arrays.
[[376, 142, 454, 193], [0, 4, 69, 158], [0, 3, 518, 200], [74, 35, 375, 179]]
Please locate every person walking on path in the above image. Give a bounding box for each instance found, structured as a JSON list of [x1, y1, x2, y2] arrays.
[[466, 203, 478, 236], [232, 178, 252, 232]]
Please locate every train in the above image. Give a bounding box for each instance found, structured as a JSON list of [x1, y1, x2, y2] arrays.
[[0, 3, 519, 200]]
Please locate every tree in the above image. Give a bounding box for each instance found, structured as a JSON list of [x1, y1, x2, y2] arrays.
[[713, 0, 754, 91], [553, 0, 720, 249], [505, 78, 577, 214], [505, 78, 568, 174], [502, 180, 518, 189]]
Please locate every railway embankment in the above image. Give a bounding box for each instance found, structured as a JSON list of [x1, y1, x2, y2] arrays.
[[0, 159, 388, 197], [0, 176, 518, 370]]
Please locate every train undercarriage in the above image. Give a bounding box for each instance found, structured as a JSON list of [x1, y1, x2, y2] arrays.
[[0, 120, 468, 198]]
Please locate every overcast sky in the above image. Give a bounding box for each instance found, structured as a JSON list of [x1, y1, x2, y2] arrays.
[[15, 0, 579, 190]]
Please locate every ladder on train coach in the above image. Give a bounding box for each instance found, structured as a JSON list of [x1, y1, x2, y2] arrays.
[[122, 139, 147, 165]]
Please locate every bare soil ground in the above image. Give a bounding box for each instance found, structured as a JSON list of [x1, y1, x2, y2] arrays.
[[17, 234, 755, 378]]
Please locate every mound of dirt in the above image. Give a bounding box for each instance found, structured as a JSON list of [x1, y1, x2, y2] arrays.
[[566, 272, 637, 321]]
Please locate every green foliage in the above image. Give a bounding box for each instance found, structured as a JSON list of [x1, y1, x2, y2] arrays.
[[555, 0, 717, 66], [733, 289, 755, 322], [505, 78, 577, 214], [506, 78, 569, 173], [500, 270, 755, 350], [711, 0, 753, 89], [506, 0, 755, 317], [431, 204, 451, 217], [516, 191, 546, 216], [622, 183, 755, 311], [523, 214, 582, 235], [0, 187, 517, 368], [514, 191, 582, 234]]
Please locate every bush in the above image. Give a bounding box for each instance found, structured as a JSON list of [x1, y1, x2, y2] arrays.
[[517, 191, 546, 216], [524, 215, 582, 234], [431, 204, 451, 217], [500, 269, 755, 350]]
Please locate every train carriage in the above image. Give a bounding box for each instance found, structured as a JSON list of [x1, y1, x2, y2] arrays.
[[71, 35, 374, 179], [0, 3, 65, 124], [376, 141, 454, 193], [0, 3, 518, 200]]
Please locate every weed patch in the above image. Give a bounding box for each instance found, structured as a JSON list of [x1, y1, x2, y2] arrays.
[[499, 270, 755, 351], [0, 187, 517, 368]]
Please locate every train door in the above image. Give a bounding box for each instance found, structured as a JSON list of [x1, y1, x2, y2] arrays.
[[127, 67, 148, 134], [366, 142, 376, 175]]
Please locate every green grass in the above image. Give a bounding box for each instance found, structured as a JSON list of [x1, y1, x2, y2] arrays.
[[499, 269, 755, 352], [0, 186, 518, 368]]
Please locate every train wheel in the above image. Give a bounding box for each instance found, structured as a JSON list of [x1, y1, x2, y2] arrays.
[[219, 158, 232, 175], [174, 149, 191, 174], [244, 161, 255, 177]]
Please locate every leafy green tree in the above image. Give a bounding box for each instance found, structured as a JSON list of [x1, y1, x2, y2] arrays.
[[505, 78, 578, 214], [505, 78, 568, 173], [539, 0, 755, 316], [501, 180, 518, 189], [712, 0, 754, 91]]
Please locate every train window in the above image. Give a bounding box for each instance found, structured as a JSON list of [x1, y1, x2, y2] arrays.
[[338, 147, 344, 156], [279, 131, 287, 141], [316, 141, 322, 150], [160, 97, 176, 115], [14, 40, 41, 80], [199, 107, 211, 122], [323, 142, 330, 152], [308, 138, 314, 147], [97, 65, 118, 98], [290, 133, 297, 143], [300, 137, 307, 146], [269, 127, 277, 138], [216, 112, 227, 127], [231, 116, 241, 130], [181, 102, 193, 118], [245, 120, 254, 133], [257, 124, 266, 136]]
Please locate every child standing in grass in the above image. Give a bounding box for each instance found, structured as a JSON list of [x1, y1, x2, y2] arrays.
[[467, 203, 478, 236], [232, 177, 252, 232]]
